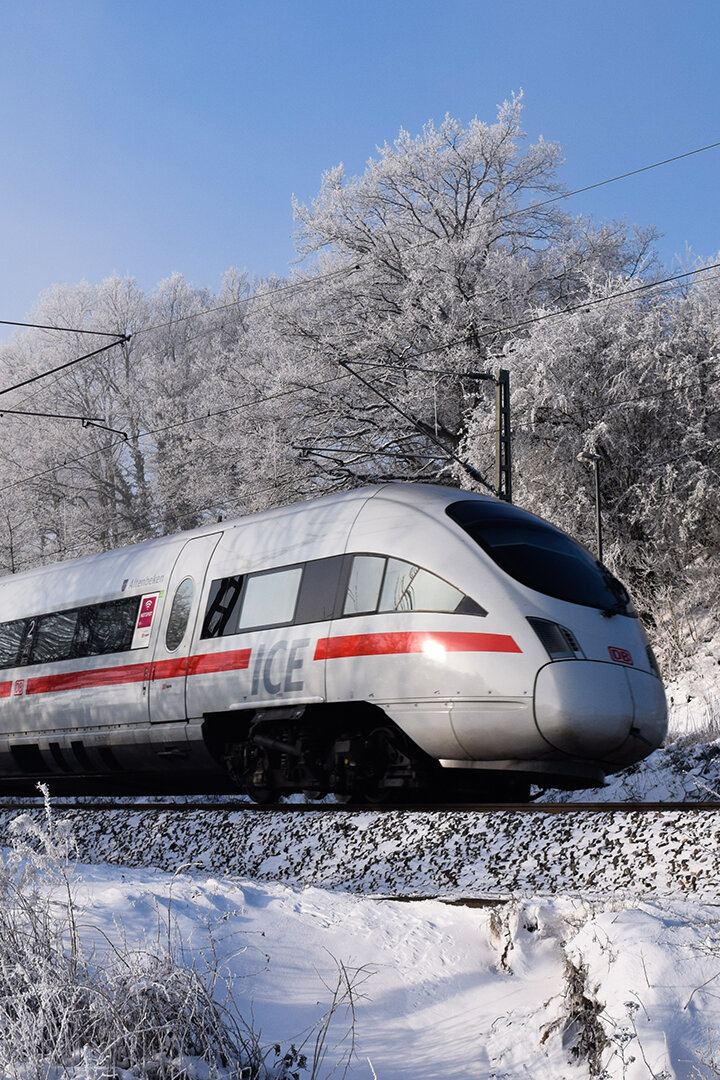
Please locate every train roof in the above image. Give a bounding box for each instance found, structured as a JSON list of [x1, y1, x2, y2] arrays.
[[0, 482, 500, 602]]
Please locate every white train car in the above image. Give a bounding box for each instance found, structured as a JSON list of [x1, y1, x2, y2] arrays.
[[0, 483, 667, 801]]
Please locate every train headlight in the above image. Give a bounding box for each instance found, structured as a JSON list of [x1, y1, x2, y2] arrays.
[[527, 617, 585, 660]]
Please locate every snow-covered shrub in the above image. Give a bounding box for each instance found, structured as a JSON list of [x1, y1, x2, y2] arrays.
[[0, 787, 364, 1080], [0, 788, 245, 1079], [559, 956, 608, 1076]]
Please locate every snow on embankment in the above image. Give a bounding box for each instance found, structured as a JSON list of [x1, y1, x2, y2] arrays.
[[0, 804, 716, 901]]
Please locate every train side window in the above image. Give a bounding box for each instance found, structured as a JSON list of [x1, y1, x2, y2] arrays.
[[343, 556, 386, 615], [31, 609, 79, 664], [237, 566, 303, 631], [68, 597, 139, 659], [379, 559, 474, 614], [342, 554, 487, 617], [0, 595, 144, 669], [72, 608, 94, 655], [378, 558, 418, 611], [82, 596, 142, 655], [166, 578, 194, 651], [201, 576, 244, 638], [294, 556, 344, 624], [0, 619, 28, 669], [19, 619, 36, 665]]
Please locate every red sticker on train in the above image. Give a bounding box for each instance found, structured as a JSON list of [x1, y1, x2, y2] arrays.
[[137, 595, 158, 629], [608, 646, 633, 665]]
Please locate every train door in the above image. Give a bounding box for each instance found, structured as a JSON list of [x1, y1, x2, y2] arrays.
[[148, 532, 222, 724]]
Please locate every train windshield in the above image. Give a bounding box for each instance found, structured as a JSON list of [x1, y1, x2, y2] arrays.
[[446, 500, 635, 616]]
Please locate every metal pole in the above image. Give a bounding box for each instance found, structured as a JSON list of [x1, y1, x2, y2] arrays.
[[593, 457, 603, 565], [577, 452, 603, 563], [495, 368, 512, 503]]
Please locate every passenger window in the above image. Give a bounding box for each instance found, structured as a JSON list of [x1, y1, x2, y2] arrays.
[[343, 556, 385, 615], [0, 595, 146, 670], [32, 610, 79, 664], [0, 619, 28, 668], [237, 566, 303, 630], [379, 559, 468, 613], [343, 554, 486, 617], [165, 578, 194, 651], [294, 556, 344, 624], [79, 596, 140, 656], [379, 558, 418, 611]]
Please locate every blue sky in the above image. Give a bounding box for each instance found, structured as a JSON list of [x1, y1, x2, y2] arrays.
[[1, 0, 718, 330]]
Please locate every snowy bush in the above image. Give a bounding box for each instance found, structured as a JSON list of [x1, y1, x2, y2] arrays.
[[0, 787, 365, 1080]]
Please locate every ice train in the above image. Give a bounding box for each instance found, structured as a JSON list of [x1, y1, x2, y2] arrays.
[[0, 483, 666, 800]]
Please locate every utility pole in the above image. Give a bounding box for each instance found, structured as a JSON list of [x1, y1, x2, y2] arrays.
[[331, 359, 513, 500], [495, 368, 512, 503], [577, 451, 603, 563]]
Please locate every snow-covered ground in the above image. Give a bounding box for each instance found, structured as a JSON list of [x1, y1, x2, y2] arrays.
[[19, 859, 720, 1080], [4, 645, 720, 1079]]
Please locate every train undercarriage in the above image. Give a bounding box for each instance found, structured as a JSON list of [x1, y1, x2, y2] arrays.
[[203, 703, 533, 804], [0, 703, 593, 803]]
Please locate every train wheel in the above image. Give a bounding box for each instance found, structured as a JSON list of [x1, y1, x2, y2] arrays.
[[360, 726, 406, 804], [245, 780, 275, 804]]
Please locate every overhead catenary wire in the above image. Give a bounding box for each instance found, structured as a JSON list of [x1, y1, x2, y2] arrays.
[[8, 249, 717, 444], [0, 409, 127, 438], [4, 256, 719, 431], [17, 255, 720, 456], [0, 320, 128, 339], [0, 373, 355, 497], [5, 248, 717, 433], [0, 339, 129, 401], [1, 307, 228, 421]]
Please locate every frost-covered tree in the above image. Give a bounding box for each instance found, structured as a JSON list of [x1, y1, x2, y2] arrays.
[[0, 277, 154, 566], [0, 272, 256, 566], [463, 266, 720, 658], [284, 95, 657, 488]]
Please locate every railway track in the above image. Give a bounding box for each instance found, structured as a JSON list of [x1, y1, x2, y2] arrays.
[[0, 796, 714, 901], [0, 799, 718, 813]]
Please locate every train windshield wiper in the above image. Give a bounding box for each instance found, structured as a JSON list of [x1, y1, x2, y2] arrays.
[[601, 599, 627, 619], [596, 561, 630, 618]]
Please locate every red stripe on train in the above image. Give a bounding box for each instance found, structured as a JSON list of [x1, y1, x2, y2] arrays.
[[27, 662, 150, 695], [25, 648, 252, 696], [313, 631, 521, 661], [187, 649, 251, 676]]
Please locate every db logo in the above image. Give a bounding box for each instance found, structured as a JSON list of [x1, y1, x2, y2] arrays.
[[13, 680, 24, 697], [608, 646, 633, 666]]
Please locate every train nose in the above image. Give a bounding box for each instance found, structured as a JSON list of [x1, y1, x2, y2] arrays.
[[534, 660, 667, 761]]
